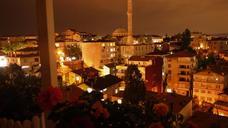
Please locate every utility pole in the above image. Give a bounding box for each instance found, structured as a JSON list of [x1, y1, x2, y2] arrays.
[[36, 1, 57, 127], [36, 0, 57, 88]]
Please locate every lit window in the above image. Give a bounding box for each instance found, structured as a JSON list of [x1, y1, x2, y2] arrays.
[[111, 54, 115, 58], [115, 89, 118, 94], [55, 43, 60, 47], [87, 88, 93, 93]]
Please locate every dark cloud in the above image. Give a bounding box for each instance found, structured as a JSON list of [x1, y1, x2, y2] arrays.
[[0, 0, 228, 36]]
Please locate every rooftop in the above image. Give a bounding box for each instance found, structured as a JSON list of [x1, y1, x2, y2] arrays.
[[166, 50, 196, 58], [185, 111, 228, 128], [73, 67, 99, 76], [147, 51, 170, 56], [129, 56, 155, 61], [194, 69, 225, 76], [104, 63, 116, 68], [85, 74, 122, 90], [146, 92, 192, 113]]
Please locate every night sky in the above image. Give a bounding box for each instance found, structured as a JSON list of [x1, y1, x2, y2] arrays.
[[0, 0, 228, 36]]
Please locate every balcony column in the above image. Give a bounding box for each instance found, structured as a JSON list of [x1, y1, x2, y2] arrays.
[[36, 0, 57, 88]]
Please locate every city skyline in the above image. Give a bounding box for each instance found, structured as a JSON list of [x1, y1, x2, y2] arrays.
[[0, 0, 228, 36]]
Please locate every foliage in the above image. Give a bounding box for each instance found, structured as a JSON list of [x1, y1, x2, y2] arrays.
[[197, 53, 216, 70], [48, 90, 185, 128], [1, 42, 26, 57], [123, 65, 146, 105], [163, 35, 171, 42], [65, 45, 82, 60], [181, 29, 191, 49], [49, 91, 146, 128], [153, 103, 169, 117], [0, 64, 41, 120]]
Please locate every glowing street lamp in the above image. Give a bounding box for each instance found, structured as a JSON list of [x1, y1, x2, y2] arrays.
[[87, 88, 93, 93], [117, 99, 122, 104]]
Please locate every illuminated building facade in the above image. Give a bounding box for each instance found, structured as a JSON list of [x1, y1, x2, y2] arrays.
[[0, 51, 8, 67], [81, 41, 117, 68], [116, 56, 163, 92], [208, 38, 228, 53], [214, 93, 228, 117], [193, 70, 228, 104], [7, 47, 40, 69], [164, 50, 197, 96], [190, 36, 209, 50]]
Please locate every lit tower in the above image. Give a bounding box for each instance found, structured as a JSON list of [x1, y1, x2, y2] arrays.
[[127, 0, 133, 45]]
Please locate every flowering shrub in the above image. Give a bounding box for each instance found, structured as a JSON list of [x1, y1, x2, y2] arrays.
[[48, 91, 184, 128], [153, 103, 169, 117], [91, 101, 110, 119], [37, 87, 63, 112]]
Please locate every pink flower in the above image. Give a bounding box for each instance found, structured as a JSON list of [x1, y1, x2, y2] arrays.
[[153, 103, 169, 117], [37, 87, 63, 111]]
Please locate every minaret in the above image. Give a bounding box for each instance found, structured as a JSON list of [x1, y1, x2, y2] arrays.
[[127, 0, 133, 45]]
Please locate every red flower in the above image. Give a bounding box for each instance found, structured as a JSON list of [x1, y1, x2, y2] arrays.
[[91, 101, 110, 119], [102, 108, 110, 119], [153, 103, 169, 117], [149, 122, 164, 128], [37, 87, 63, 111]]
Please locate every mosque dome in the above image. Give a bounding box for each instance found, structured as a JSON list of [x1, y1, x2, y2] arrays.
[[112, 28, 128, 37]]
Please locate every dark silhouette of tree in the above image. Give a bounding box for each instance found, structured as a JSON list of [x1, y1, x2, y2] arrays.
[[163, 35, 171, 42], [123, 65, 146, 105], [181, 29, 191, 49], [171, 33, 182, 42], [163, 73, 168, 93], [65, 45, 82, 60], [197, 53, 216, 70], [0, 64, 41, 120]]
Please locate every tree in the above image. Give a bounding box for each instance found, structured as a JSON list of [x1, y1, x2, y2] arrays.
[[163, 35, 171, 42], [0, 64, 41, 120], [181, 29, 191, 49], [123, 65, 146, 105], [65, 45, 82, 60], [2, 42, 25, 57]]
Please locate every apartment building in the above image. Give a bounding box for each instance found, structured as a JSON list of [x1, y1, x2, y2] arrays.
[[164, 50, 197, 96], [193, 69, 228, 104], [116, 56, 163, 92], [81, 41, 117, 68]]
